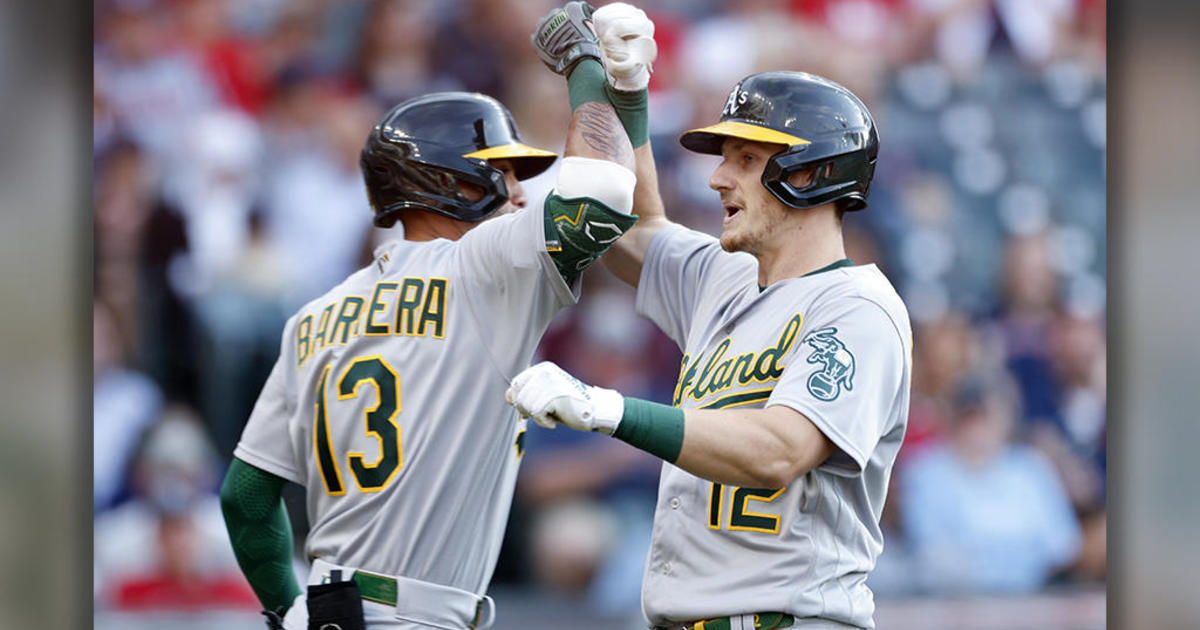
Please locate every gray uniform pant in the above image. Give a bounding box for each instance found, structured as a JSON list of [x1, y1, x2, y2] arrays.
[[283, 559, 495, 630]]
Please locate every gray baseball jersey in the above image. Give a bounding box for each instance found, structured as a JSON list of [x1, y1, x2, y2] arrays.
[[234, 205, 577, 595], [635, 225, 912, 629]]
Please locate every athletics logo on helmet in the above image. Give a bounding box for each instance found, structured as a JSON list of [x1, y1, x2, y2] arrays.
[[680, 71, 879, 212], [360, 92, 557, 227]]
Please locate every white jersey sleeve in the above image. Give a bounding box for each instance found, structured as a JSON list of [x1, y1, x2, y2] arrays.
[[456, 203, 579, 307], [234, 317, 303, 483], [454, 205, 580, 377], [767, 296, 906, 476], [636, 225, 757, 347]]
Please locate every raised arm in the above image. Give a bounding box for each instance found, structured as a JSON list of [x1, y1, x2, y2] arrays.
[[604, 142, 673, 286], [561, 82, 634, 169], [587, 2, 674, 287], [530, 2, 641, 284]]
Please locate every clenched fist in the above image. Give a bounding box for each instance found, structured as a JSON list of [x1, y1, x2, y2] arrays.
[[505, 361, 624, 434]]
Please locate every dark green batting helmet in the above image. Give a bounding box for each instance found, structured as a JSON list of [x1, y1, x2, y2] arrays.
[[361, 92, 557, 227], [680, 71, 879, 212]]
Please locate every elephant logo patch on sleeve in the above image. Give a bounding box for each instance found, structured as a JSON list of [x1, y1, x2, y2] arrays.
[[802, 327, 855, 401]]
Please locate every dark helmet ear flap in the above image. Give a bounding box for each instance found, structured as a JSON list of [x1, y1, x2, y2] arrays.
[[762, 144, 875, 211], [360, 92, 554, 226], [361, 137, 510, 227]]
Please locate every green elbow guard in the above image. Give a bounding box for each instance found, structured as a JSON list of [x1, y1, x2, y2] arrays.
[[544, 193, 638, 283]]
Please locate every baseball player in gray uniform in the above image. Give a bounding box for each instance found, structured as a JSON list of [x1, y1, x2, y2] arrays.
[[507, 5, 912, 630], [219, 39, 642, 629]]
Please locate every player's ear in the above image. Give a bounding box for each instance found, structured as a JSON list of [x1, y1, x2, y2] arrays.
[[457, 180, 486, 202], [786, 166, 821, 189]]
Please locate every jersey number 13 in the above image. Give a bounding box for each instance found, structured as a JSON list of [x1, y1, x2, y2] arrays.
[[313, 356, 403, 495]]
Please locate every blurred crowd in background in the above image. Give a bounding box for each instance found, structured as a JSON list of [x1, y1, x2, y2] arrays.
[[93, 0, 1106, 624]]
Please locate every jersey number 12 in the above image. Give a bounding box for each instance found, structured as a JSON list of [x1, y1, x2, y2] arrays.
[[707, 483, 786, 534], [313, 356, 403, 495]]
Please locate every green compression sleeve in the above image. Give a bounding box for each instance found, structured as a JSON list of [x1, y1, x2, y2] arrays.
[[568, 58, 609, 111], [613, 397, 685, 463], [603, 83, 649, 148], [220, 458, 302, 612]]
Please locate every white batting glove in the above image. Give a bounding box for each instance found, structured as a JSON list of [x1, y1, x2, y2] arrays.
[[505, 361, 624, 434], [592, 2, 657, 92]]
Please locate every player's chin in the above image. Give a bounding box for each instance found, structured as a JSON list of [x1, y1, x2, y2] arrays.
[[719, 228, 747, 253]]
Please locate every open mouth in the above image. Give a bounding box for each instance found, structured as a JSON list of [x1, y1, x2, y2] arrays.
[[723, 203, 742, 223]]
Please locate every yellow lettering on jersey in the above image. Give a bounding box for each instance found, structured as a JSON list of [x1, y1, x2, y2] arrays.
[[752, 314, 802, 381], [296, 314, 314, 367], [364, 282, 399, 336], [693, 338, 732, 400], [672, 354, 695, 406], [312, 303, 337, 352], [713, 352, 737, 391], [298, 279, 448, 369], [673, 313, 804, 405], [418, 278, 447, 339], [395, 278, 425, 336], [331, 296, 366, 345]]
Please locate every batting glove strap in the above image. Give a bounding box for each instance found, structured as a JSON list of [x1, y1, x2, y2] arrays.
[[588, 385, 625, 435], [506, 361, 624, 435], [532, 1, 603, 77]]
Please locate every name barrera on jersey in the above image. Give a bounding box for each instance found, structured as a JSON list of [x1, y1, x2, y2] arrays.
[[223, 84, 640, 630], [295, 274, 450, 366]]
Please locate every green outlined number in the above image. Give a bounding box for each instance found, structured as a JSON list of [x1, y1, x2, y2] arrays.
[[313, 365, 344, 494], [707, 483, 786, 534], [313, 356, 403, 495]]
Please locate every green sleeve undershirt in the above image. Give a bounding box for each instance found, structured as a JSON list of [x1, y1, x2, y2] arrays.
[[603, 83, 649, 148], [550, 59, 644, 284], [567, 58, 609, 111], [219, 457, 302, 612], [613, 397, 685, 463], [568, 58, 649, 147]]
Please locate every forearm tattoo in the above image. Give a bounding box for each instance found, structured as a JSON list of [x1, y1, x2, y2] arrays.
[[572, 101, 634, 165]]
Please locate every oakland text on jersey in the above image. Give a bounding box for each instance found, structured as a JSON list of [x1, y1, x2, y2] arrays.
[[296, 277, 450, 368], [671, 313, 803, 407]]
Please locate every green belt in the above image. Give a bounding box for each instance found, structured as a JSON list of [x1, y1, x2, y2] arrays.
[[666, 612, 795, 630], [351, 570, 398, 606]]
